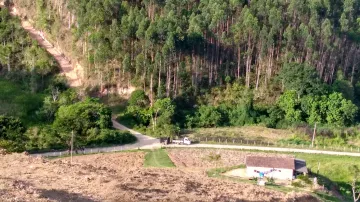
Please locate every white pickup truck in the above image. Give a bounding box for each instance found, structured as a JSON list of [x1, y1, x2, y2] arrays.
[[172, 137, 191, 145]]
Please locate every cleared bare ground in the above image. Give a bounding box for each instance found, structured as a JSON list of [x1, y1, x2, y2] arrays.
[[167, 148, 292, 169], [0, 150, 318, 202]]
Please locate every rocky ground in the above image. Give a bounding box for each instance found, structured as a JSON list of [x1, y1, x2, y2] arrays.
[[0, 149, 319, 202]]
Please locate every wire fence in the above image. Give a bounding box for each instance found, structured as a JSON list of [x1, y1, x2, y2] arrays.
[[194, 137, 360, 153], [30, 139, 160, 158]]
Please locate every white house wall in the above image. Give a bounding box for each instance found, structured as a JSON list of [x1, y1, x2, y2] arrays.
[[246, 166, 293, 180]]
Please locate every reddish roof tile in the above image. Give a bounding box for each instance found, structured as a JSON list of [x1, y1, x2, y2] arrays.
[[246, 156, 295, 170]]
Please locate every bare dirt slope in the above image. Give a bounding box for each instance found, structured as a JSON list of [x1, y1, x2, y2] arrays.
[[0, 151, 319, 202], [0, 2, 83, 87]]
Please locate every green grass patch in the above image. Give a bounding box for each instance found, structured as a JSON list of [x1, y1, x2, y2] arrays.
[[177, 147, 356, 201], [206, 164, 245, 177], [293, 153, 360, 200], [314, 192, 342, 202], [186, 126, 291, 144], [144, 149, 175, 168], [0, 78, 44, 125], [206, 163, 339, 201]]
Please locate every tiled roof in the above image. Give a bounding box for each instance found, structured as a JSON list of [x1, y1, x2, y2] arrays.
[[246, 156, 295, 170]]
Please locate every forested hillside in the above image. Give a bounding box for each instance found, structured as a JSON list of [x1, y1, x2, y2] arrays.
[[10, 0, 360, 100], [0, 7, 135, 152], [3, 0, 360, 139]]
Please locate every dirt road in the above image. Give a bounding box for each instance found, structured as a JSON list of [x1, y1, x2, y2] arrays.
[[0, 2, 83, 87], [31, 119, 160, 157], [111, 118, 161, 149]]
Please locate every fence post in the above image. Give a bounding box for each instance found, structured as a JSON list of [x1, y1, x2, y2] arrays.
[[358, 148, 359, 152], [218, 138, 220, 143], [344, 147, 345, 151], [351, 147, 353, 152], [267, 141, 269, 146], [226, 139, 227, 144], [233, 139, 235, 144], [247, 140, 248, 144], [206, 137, 207, 142]]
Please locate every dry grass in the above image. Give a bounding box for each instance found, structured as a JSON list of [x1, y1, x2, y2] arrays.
[[0, 150, 319, 202], [187, 126, 292, 143]]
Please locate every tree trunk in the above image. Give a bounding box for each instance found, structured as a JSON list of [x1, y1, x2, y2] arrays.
[[237, 46, 241, 79], [150, 73, 154, 106], [246, 35, 252, 88]]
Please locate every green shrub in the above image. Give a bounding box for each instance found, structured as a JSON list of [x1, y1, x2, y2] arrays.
[[297, 175, 312, 185], [267, 177, 275, 185], [291, 181, 304, 188], [0, 116, 27, 152]]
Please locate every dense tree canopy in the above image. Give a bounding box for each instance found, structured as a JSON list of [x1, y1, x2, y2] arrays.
[[10, 0, 360, 100], [0, 116, 27, 152]]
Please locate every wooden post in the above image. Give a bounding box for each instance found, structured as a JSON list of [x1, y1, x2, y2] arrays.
[[317, 162, 320, 175], [70, 130, 74, 165], [312, 123, 317, 148]]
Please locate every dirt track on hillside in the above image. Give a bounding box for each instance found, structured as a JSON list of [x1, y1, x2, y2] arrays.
[[0, 2, 83, 87], [0, 151, 319, 202]]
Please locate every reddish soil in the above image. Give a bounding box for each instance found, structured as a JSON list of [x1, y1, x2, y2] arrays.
[[0, 151, 319, 202]]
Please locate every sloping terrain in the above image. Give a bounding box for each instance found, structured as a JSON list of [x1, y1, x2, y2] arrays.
[[0, 2, 83, 87], [0, 151, 319, 202]]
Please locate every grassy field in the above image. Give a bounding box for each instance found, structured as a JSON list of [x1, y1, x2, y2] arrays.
[[293, 153, 360, 200], [144, 149, 175, 168], [186, 126, 292, 144], [199, 148, 359, 201], [0, 79, 44, 125], [203, 152, 351, 202], [207, 165, 340, 202]]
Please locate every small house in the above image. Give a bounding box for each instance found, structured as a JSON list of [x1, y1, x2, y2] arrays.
[[245, 156, 308, 180]]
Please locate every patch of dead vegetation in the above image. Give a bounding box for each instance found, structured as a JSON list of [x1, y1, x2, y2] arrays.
[[167, 148, 293, 169], [0, 151, 318, 202]]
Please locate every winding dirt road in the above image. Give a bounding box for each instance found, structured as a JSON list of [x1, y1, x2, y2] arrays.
[[1, 2, 83, 87]]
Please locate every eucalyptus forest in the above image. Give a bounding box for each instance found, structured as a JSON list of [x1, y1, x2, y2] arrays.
[[1, 0, 360, 152]]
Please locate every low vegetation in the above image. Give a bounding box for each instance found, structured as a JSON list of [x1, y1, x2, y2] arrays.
[[0, 8, 136, 152], [144, 149, 175, 168], [186, 126, 290, 144], [0, 79, 44, 125], [294, 153, 360, 200]]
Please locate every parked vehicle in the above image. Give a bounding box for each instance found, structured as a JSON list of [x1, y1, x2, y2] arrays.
[[172, 137, 191, 145], [160, 137, 191, 145]]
